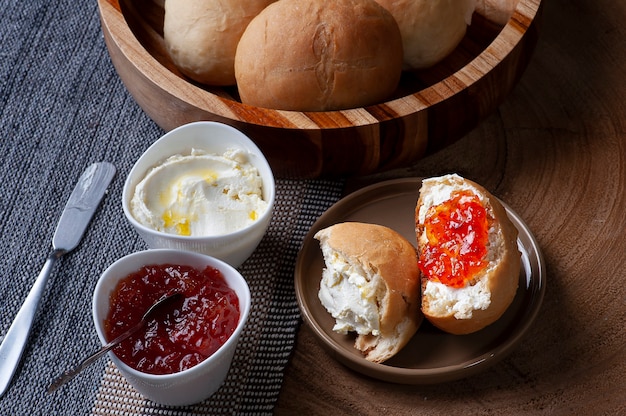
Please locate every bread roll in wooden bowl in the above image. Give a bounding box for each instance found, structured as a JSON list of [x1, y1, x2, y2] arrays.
[[97, 0, 542, 178]]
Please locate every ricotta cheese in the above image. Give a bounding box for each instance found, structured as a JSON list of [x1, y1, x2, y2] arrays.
[[130, 148, 268, 237], [318, 249, 382, 336]]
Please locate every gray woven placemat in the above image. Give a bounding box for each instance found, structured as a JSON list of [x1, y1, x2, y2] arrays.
[[90, 179, 344, 415], [0, 0, 346, 413]]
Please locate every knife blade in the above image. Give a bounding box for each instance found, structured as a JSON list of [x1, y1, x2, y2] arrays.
[[0, 162, 115, 397], [52, 162, 116, 252]]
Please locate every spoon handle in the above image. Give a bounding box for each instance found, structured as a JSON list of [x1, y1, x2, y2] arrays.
[[47, 345, 110, 393], [48, 292, 183, 392], [47, 319, 144, 393], [0, 251, 63, 398]]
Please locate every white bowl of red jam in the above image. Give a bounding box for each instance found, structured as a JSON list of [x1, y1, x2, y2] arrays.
[[92, 249, 251, 406], [122, 121, 275, 268]]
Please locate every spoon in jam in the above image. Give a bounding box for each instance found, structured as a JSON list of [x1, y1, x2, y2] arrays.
[[48, 292, 184, 392]]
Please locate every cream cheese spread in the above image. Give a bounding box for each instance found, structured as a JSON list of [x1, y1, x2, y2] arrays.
[[317, 249, 382, 336], [130, 148, 268, 237], [423, 278, 491, 319], [418, 174, 496, 318]]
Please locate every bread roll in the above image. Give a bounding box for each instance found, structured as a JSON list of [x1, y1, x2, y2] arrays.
[[415, 174, 520, 335], [475, 0, 520, 25], [234, 0, 403, 111], [374, 0, 476, 69], [163, 0, 275, 86], [315, 222, 422, 363]]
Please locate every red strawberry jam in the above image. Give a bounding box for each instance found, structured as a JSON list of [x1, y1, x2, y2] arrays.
[[104, 264, 240, 375], [418, 190, 490, 288]]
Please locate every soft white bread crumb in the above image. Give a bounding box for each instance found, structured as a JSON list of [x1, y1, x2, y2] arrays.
[[317, 244, 384, 336], [315, 222, 422, 363], [416, 174, 521, 334]]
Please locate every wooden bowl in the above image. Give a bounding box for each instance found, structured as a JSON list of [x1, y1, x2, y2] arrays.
[[97, 0, 543, 178]]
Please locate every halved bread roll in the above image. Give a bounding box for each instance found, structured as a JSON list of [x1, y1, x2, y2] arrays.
[[315, 222, 422, 363], [416, 174, 521, 335]]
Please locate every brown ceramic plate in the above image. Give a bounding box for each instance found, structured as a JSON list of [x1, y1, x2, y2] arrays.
[[294, 177, 545, 384]]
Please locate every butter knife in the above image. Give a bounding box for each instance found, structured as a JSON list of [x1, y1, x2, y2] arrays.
[[0, 162, 116, 397]]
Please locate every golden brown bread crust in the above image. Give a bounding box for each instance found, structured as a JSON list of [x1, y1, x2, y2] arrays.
[[416, 175, 521, 335], [374, 0, 475, 69], [163, 0, 275, 86], [315, 222, 422, 363], [234, 0, 403, 111]]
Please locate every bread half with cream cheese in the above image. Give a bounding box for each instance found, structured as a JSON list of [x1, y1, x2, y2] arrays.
[[315, 222, 422, 363], [416, 174, 521, 335]]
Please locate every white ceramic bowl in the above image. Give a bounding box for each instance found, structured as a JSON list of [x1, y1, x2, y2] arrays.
[[122, 121, 275, 268], [92, 249, 251, 406]]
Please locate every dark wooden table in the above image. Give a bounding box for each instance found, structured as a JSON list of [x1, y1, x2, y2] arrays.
[[274, 0, 626, 413]]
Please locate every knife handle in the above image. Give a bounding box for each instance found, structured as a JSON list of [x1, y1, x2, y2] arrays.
[[0, 250, 64, 397]]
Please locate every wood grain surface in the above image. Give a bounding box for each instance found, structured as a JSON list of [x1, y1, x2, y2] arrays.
[[98, 0, 541, 177], [275, 0, 626, 414]]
